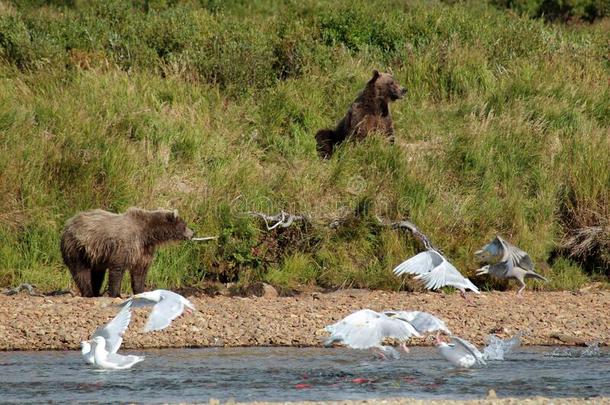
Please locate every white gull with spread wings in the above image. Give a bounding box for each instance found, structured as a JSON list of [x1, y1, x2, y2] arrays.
[[324, 309, 421, 357], [393, 250, 479, 299], [81, 301, 133, 365]]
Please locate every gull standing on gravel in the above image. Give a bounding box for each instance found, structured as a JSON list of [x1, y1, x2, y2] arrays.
[[393, 250, 480, 300], [81, 301, 133, 365], [120, 289, 195, 332], [436, 335, 486, 368], [91, 336, 145, 370], [475, 236, 548, 295], [324, 309, 421, 358]]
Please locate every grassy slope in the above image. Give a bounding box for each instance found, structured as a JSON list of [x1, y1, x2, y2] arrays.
[[0, 0, 608, 293]]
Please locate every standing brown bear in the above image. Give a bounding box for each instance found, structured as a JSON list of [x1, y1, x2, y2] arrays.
[[60, 207, 194, 297], [315, 70, 407, 159]]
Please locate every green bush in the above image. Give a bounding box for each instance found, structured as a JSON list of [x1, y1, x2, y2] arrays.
[[491, 0, 610, 21], [0, 15, 35, 68]]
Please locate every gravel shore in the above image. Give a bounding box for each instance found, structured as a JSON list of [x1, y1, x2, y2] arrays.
[[205, 398, 610, 405], [1, 289, 608, 351]]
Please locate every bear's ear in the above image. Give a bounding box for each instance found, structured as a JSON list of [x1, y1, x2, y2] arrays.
[[370, 69, 380, 81]]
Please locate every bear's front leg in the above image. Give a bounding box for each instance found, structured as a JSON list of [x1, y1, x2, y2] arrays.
[[130, 268, 148, 295], [130, 258, 152, 294], [107, 267, 125, 297], [71, 264, 94, 297], [383, 117, 395, 144]]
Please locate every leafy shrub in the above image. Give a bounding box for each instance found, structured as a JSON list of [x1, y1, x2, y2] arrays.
[[491, 0, 610, 21], [0, 15, 34, 67], [319, 8, 404, 56]]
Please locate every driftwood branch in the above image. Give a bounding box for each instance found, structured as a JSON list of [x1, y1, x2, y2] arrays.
[[376, 216, 438, 252], [3, 283, 73, 297], [248, 211, 308, 231], [247, 211, 438, 252], [3, 283, 43, 296]]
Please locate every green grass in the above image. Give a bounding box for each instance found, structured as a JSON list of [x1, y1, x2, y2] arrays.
[[0, 0, 608, 294]]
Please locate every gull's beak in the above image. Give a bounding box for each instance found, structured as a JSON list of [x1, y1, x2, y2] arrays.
[[474, 249, 485, 261], [475, 266, 489, 275]]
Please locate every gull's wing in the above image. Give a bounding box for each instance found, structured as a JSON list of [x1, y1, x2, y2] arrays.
[[144, 295, 185, 332], [450, 336, 486, 365], [415, 258, 480, 293], [119, 293, 160, 309], [106, 353, 145, 369], [498, 236, 534, 271], [325, 309, 381, 334], [392, 311, 450, 335], [393, 251, 443, 277], [163, 290, 196, 311], [92, 302, 132, 354], [508, 244, 534, 271], [119, 290, 194, 333], [376, 316, 421, 341], [325, 310, 384, 349]]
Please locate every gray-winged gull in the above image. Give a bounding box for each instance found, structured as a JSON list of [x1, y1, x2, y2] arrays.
[[475, 236, 547, 294], [393, 250, 479, 300], [120, 289, 195, 332]]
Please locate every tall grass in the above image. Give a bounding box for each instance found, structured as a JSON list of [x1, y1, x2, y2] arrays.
[[0, 0, 608, 293]]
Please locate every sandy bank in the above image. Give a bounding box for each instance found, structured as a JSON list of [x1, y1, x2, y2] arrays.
[[1, 289, 608, 351], [208, 398, 609, 405]]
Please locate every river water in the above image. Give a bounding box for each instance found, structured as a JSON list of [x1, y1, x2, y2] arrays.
[[0, 346, 608, 403]]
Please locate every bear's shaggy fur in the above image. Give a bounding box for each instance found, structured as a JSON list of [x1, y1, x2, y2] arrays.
[[315, 70, 406, 159], [60, 207, 194, 297]]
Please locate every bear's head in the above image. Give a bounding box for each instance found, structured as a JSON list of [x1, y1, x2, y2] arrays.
[[135, 208, 194, 243], [368, 70, 406, 102], [164, 209, 195, 241]]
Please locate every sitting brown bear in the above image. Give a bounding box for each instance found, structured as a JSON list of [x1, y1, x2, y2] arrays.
[[60, 207, 194, 297], [315, 70, 407, 159]]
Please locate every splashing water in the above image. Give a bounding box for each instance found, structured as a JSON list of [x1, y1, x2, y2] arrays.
[[379, 346, 401, 360], [581, 341, 601, 357], [547, 341, 601, 358], [482, 333, 522, 361]]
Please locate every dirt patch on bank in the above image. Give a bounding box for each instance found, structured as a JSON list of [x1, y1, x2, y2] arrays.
[[0, 289, 608, 351]]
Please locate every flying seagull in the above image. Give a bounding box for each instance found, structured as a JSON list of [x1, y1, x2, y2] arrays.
[[90, 336, 145, 370], [393, 250, 479, 300], [436, 335, 486, 368], [120, 289, 195, 332], [81, 301, 133, 365], [383, 310, 451, 335], [324, 309, 421, 358], [475, 236, 548, 294]]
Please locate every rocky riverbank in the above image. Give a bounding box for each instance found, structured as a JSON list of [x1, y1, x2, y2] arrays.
[[1, 289, 608, 351], [211, 398, 610, 405]]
